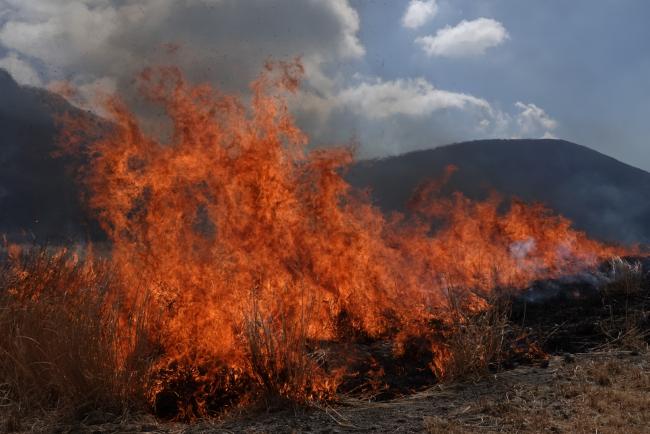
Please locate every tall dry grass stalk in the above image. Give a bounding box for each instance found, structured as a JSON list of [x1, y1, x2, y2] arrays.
[[243, 286, 339, 407], [0, 247, 153, 428]]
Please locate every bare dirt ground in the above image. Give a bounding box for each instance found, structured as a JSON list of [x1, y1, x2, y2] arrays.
[[31, 351, 647, 434]]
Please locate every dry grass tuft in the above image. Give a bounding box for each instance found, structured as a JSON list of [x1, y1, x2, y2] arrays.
[[423, 415, 467, 434], [438, 290, 510, 381], [598, 257, 649, 353], [603, 257, 645, 297], [0, 248, 152, 431], [423, 353, 650, 434], [244, 288, 338, 408]]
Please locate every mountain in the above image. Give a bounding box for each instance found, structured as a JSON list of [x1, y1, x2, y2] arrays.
[[1, 69, 648, 245], [0, 69, 101, 243], [347, 139, 650, 245]]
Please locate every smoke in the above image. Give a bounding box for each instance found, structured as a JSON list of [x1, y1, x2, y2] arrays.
[[0, 52, 42, 86], [510, 238, 536, 260], [0, 0, 559, 157], [0, 0, 362, 94]]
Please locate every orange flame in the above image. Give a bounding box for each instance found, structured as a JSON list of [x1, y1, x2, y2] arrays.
[[57, 60, 624, 417]]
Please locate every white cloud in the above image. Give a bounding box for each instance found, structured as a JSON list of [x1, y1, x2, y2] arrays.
[[0, 51, 41, 86], [514, 102, 558, 138], [541, 131, 558, 139], [416, 17, 509, 58], [402, 0, 438, 29], [335, 77, 490, 119], [292, 75, 558, 157]]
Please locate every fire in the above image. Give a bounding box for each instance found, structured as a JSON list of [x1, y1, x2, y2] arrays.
[[55, 60, 623, 418]]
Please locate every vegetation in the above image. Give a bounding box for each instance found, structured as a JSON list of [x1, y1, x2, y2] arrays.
[[0, 248, 648, 432], [0, 248, 153, 431]]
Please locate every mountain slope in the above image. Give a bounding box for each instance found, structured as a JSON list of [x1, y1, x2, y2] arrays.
[[0, 69, 101, 243], [347, 139, 650, 245], [1, 69, 648, 245]]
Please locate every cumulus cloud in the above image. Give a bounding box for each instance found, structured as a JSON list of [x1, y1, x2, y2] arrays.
[[323, 77, 496, 156], [402, 0, 438, 29], [335, 77, 490, 119], [292, 75, 557, 157], [416, 18, 509, 58], [514, 102, 558, 138]]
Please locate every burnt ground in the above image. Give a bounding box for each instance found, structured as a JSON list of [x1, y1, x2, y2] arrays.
[[510, 256, 650, 355], [12, 258, 650, 433]]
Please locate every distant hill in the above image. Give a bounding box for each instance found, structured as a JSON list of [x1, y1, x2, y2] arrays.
[[0, 69, 101, 243], [347, 139, 650, 245], [1, 69, 648, 245]]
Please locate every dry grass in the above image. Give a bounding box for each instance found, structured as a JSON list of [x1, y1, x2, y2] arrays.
[[244, 288, 337, 407], [0, 248, 152, 432], [423, 352, 650, 434], [598, 312, 649, 353], [205, 352, 649, 433], [422, 260, 650, 433], [603, 257, 645, 297], [438, 291, 510, 382], [598, 257, 649, 353]]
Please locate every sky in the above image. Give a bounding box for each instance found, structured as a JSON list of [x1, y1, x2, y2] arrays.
[[0, 0, 648, 169]]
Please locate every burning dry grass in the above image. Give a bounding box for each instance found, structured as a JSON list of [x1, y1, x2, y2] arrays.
[[0, 250, 646, 431], [0, 61, 634, 428], [0, 248, 549, 429], [244, 290, 339, 407], [0, 248, 152, 431]]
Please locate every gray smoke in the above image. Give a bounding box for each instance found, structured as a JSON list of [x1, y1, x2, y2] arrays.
[[0, 0, 558, 157]]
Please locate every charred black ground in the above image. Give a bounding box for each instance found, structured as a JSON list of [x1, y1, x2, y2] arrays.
[[320, 255, 650, 405]]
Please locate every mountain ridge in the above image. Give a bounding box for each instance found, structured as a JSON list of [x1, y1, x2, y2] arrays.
[[1, 69, 648, 245], [348, 139, 650, 244], [0, 68, 102, 243]]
